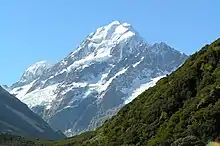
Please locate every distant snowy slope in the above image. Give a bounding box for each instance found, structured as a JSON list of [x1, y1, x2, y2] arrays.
[[9, 21, 188, 136], [10, 61, 53, 89], [124, 75, 166, 104]]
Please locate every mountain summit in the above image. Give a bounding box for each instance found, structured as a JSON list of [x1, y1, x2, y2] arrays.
[[11, 61, 53, 89], [20, 61, 53, 83], [87, 21, 137, 44], [9, 21, 188, 136]]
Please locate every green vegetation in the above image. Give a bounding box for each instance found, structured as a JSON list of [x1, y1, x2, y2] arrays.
[[0, 134, 52, 146], [94, 38, 220, 146], [1, 38, 220, 145]]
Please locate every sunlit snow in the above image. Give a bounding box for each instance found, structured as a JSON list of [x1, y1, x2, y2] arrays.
[[124, 76, 165, 104]]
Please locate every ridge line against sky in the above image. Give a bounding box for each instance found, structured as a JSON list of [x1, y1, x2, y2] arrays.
[[0, 0, 220, 85]]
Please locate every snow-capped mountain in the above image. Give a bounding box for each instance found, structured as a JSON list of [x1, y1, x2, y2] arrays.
[[20, 61, 53, 82], [9, 21, 188, 136], [0, 86, 65, 139], [11, 61, 53, 89]]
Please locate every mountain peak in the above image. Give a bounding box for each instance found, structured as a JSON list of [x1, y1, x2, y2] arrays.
[[106, 20, 132, 28], [20, 60, 53, 83], [68, 21, 142, 60], [108, 20, 121, 25], [88, 21, 136, 44]]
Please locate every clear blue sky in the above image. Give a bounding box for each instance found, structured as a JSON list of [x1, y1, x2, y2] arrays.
[[0, 0, 219, 85]]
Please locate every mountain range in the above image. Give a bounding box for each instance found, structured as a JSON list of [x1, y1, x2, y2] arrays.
[[8, 21, 187, 136]]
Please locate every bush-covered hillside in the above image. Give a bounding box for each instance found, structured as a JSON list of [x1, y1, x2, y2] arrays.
[[1, 38, 220, 146], [84, 38, 220, 145]]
